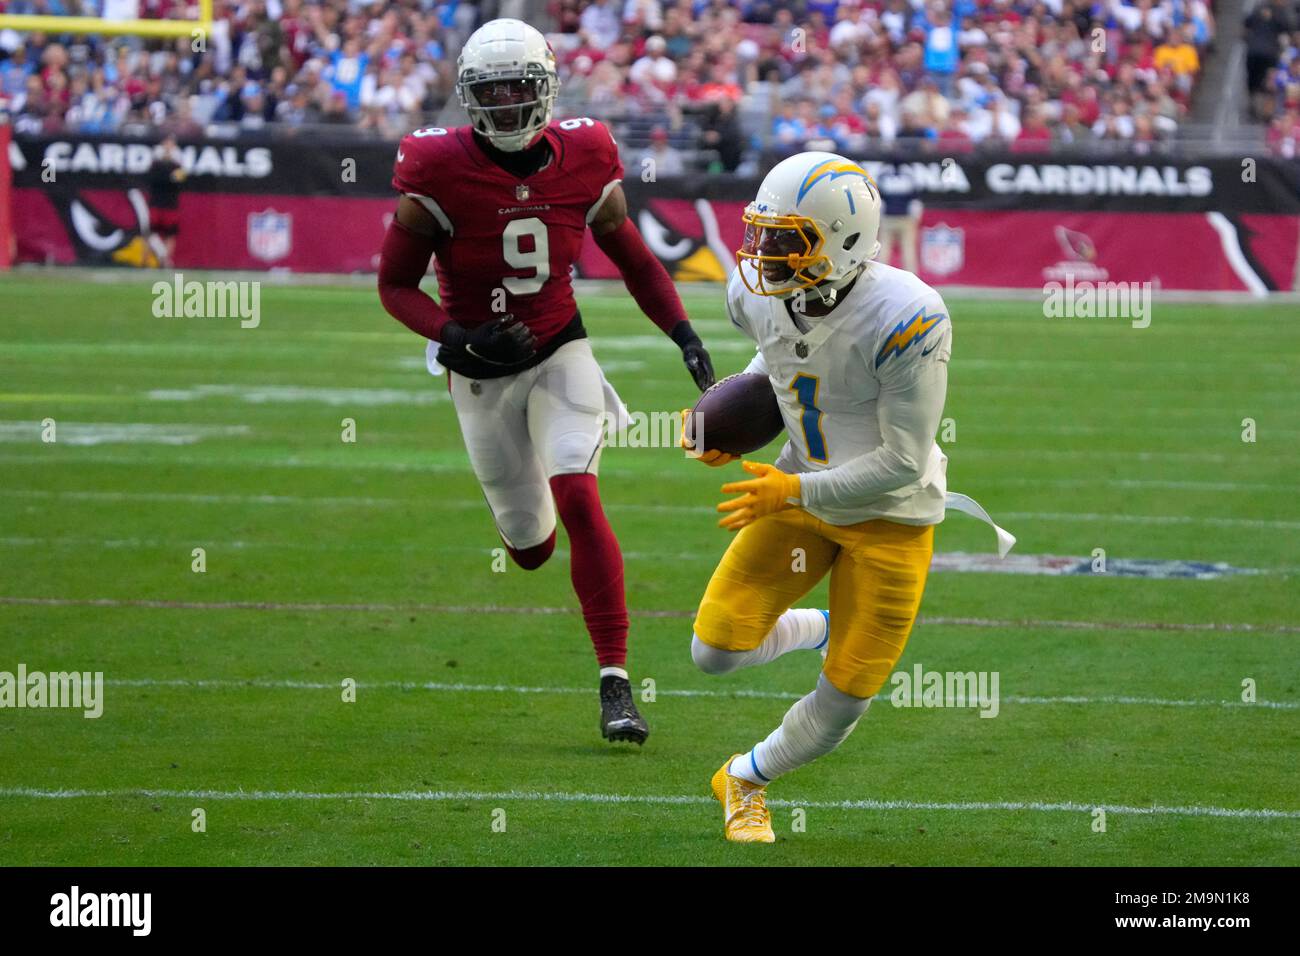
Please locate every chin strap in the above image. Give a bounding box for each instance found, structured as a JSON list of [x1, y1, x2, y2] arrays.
[[803, 265, 866, 309]]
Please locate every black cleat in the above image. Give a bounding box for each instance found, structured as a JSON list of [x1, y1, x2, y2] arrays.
[[599, 675, 649, 745]]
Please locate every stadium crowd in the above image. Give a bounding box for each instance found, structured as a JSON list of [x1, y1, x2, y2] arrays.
[[0, 0, 1231, 158], [1244, 0, 1300, 155], [0, 0, 489, 138], [551, 0, 1216, 162]]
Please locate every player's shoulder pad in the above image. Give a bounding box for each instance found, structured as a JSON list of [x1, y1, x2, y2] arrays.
[[872, 278, 951, 373], [392, 125, 464, 195], [550, 116, 619, 152], [551, 116, 622, 182], [724, 268, 754, 337]]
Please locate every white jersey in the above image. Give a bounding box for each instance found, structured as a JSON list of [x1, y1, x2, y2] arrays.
[[726, 260, 952, 527]]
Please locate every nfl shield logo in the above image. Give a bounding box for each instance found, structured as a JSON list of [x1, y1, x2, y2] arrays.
[[516, 184, 531, 202], [920, 224, 964, 277], [248, 210, 292, 262]]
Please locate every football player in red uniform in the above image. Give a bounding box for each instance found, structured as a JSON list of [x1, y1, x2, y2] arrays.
[[377, 18, 714, 745]]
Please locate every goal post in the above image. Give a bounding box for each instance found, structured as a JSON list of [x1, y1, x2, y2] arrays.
[[0, 0, 212, 39]]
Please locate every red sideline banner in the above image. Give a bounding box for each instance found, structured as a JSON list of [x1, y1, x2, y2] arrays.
[[9, 132, 1300, 291], [578, 201, 1300, 294], [16, 187, 1300, 293], [13, 189, 393, 273]]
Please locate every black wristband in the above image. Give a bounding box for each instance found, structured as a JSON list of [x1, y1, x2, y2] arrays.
[[669, 320, 700, 350]]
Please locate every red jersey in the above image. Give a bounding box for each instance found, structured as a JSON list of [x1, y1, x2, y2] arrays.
[[391, 119, 623, 345]]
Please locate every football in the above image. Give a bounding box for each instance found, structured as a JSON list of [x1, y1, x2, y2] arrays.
[[686, 372, 785, 456]]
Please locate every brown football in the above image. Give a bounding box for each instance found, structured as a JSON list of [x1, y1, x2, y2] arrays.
[[686, 372, 785, 456]]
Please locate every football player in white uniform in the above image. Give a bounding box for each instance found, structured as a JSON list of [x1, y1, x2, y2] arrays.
[[685, 152, 1013, 842]]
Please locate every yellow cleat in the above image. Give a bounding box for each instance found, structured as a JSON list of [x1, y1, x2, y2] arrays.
[[711, 754, 776, 843]]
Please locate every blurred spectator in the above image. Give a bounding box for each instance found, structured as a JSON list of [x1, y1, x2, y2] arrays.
[[579, 0, 622, 48], [1245, 2, 1290, 96], [876, 165, 922, 274], [700, 96, 745, 171], [1, 0, 462, 136], [1013, 105, 1053, 153], [1268, 111, 1300, 156], [637, 125, 685, 176], [146, 134, 186, 268], [1154, 26, 1200, 84]]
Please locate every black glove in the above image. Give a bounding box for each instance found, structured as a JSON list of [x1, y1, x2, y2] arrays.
[[442, 314, 537, 366], [671, 321, 715, 392]]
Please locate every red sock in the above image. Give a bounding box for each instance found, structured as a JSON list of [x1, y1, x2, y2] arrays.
[[548, 473, 628, 668], [503, 530, 555, 570]]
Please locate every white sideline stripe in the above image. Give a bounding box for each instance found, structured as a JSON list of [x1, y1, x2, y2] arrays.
[[6, 537, 1289, 578], [0, 787, 1295, 820], [6, 448, 1300, 474], [1, 489, 1294, 529], [100, 678, 1300, 711], [2, 596, 1296, 634], [3, 455, 1297, 491]]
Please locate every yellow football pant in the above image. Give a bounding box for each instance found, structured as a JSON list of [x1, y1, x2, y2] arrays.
[[694, 509, 934, 698]]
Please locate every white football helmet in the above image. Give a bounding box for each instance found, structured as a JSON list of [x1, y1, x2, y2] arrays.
[[456, 19, 560, 152], [736, 151, 882, 301]]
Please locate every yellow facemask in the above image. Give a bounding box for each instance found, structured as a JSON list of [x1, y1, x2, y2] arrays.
[[735, 206, 830, 297]]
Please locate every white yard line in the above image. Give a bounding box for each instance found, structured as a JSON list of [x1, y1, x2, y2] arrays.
[[0, 786, 1294, 820], [97, 677, 1300, 711], [2, 487, 1296, 528], [3, 537, 1287, 579]]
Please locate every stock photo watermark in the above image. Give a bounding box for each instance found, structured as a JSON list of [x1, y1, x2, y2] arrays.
[[890, 664, 1000, 718], [152, 273, 261, 329], [1043, 275, 1155, 329], [0, 664, 104, 718], [50, 886, 150, 936]]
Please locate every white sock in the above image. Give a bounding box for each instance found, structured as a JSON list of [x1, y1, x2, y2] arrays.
[[731, 674, 871, 785], [599, 666, 628, 680], [691, 609, 829, 675]]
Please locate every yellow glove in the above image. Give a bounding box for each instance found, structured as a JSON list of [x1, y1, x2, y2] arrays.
[[680, 408, 737, 467], [717, 461, 801, 531]]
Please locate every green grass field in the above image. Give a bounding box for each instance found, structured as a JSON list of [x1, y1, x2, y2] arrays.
[[0, 273, 1296, 866]]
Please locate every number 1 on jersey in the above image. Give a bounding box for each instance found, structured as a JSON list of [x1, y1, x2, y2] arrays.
[[790, 374, 828, 463]]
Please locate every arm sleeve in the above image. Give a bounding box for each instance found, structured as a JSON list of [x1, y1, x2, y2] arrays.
[[798, 303, 951, 512], [743, 349, 769, 376], [376, 218, 454, 343]]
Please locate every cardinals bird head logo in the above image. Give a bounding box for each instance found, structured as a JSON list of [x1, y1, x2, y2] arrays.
[[1055, 226, 1097, 262]]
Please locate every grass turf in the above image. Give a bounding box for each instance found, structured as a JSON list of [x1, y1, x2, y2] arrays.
[[0, 274, 1296, 866]]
